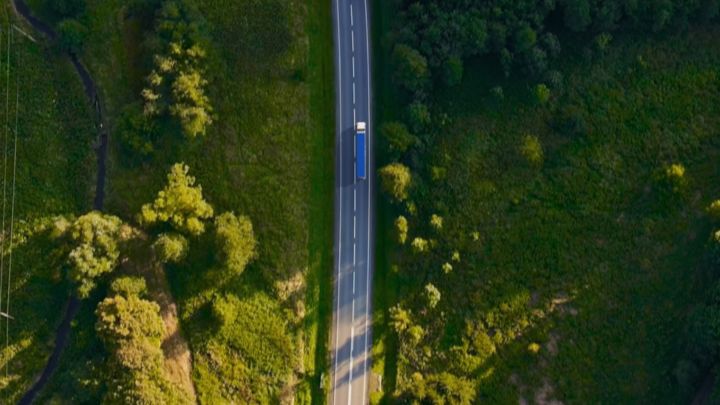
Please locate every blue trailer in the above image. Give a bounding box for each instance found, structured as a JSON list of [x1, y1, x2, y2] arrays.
[[356, 122, 367, 180]]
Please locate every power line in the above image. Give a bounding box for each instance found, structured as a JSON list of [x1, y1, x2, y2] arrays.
[[6, 25, 19, 377], [0, 22, 9, 328]]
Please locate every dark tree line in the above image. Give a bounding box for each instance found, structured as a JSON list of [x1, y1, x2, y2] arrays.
[[391, 0, 720, 95]]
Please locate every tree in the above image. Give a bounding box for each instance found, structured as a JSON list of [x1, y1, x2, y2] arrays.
[[393, 44, 429, 92], [411, 237, 429, 254], [407, 101, 431, 132], [443, 56, 464, 86], [663, 163, 688, 194], [395, 216, 408, 244], [57, 19, 87, 54], [169, 69, 214, 138], [520, 134, 544, 168], [535, 83, 551, 105], [397, 372, 475, 404], [379, 163, 411, 202], [707, 200, 720, 220], [66, 212, 125, 298], [563, 0, 592, 32], [430, 214, 443, 231], [408, 325, 425, 345], [389, 305, 412, 334], [96, 294, 190, 404], [140, 163, 214, 236], [153, 232, 189, 263], [214, 212, 258, 276], [96, 295, 164, 349], [380, 122, 415, 157], [425, 283, 441, 309], [142, 1, 213, 139]]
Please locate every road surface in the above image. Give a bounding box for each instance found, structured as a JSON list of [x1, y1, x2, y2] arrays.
[[331, 0, 374, 403]]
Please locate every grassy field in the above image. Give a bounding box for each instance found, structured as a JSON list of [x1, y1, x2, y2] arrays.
[[373, 5, 720, 401], [28, 0, 335, 402], [0, 6, 95, 403]]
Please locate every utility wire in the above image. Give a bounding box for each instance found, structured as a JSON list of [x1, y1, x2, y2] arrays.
[[0, 23, 9, 324], [6, 26, 19, 377]]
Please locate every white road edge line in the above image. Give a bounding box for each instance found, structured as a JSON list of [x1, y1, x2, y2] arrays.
[[348, 320, 355, 405], [332, 0, 342, 403], [362, 0, 372, 403]]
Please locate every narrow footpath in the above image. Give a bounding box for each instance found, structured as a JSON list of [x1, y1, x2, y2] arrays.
[[11, 0, 109, 403]]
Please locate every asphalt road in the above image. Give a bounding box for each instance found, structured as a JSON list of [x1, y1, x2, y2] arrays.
[[331, 0, 374, 403]]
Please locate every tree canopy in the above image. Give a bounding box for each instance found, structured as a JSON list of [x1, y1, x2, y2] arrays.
[[140, 163, 214, 236], [66, 212, 125, 298], [214, 212, 258, 276], [142, 0, 213, 138], [379, 163, 412, 202]]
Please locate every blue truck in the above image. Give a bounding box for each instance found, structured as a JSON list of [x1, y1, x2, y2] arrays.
[[356, 122, 367, 180]]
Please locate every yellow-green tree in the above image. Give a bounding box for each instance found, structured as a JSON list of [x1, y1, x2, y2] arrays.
[[66, 211, 125, 298], [379, 162, 411, 202], [214, 212, 258, 276], [140, 163, 214, 236]]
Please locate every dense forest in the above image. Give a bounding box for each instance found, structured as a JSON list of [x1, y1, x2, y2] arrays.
[[375, 0, 720, 403]]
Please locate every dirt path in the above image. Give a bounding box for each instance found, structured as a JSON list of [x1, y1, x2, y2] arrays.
[[142, 249, 197, 400]]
